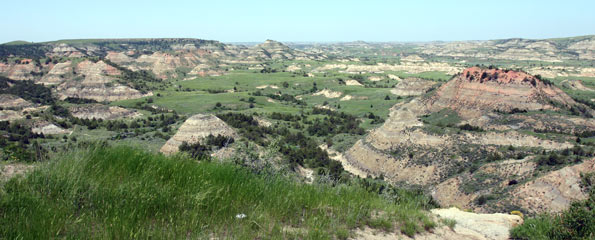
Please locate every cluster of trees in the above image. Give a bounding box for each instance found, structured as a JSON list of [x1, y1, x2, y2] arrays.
[[573, 97, 595, 112], [0, 121, 44, 145], [205, 134, 235, 148], [70, 113, 180, 134], [367, 112, 385, 124], [217, 113, 272, 145], [260, 67, 278, 73], [178, 134, 235, 160], [266, 93, 306, 105], [569, 104, 593, 118], [537, 146, 593, 167], [1, 140, 47, 162], [205, 89, 226, 94], [307, 108, 365, 136], [0, 121, 46, 162], [458, 123, 484, 132], [0, 76, 54, 105], [280, 131, 344, 179], [179, 141, 210, 159], [533, 74, 554, 86], [534, 128, 595, 139], [250, 90, 305, 105], [217, 112, 345, 179], [269, 112, 301, 122], [309, 82, 318, 93], [50, 104, 70, 118], [290, 70, 311, 78], [0, 44, 50, 58], [64, 97, 98, 104], [349, 75, 365, 83]]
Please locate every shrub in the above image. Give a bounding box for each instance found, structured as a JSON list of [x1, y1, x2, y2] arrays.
[[537, 153, 566, 166], [458, 123, 483, 132], [205, 134, 234, 148], [179, 141, 210, 159]]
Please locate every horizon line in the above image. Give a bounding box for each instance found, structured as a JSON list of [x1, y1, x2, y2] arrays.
[[3, 34, 594, 45]]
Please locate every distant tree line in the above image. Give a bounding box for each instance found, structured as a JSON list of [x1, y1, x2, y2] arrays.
[[0, 44, 50, 58]]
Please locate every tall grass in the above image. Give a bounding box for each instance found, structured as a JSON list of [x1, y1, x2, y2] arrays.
[[0, 145, 434, 239]]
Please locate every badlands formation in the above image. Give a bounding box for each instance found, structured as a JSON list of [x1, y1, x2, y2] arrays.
[[160, 114, 237, 155], [69, 104, 142, 120], [1, 39, 323, 103], [1, 36, 594, 238], [54, 60, 151, 102], [390, 78, 437, 96], [344, 67, 594, 213]]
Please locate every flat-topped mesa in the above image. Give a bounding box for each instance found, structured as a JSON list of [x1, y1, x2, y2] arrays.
[[462, 66, 545, 86], [425, 67, 579, 119]]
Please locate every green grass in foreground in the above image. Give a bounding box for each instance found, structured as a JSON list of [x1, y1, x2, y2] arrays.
[[0, 145, 435, 239]]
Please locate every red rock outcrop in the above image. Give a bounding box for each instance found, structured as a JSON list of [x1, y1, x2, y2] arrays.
[[425, 67, 580, 119]]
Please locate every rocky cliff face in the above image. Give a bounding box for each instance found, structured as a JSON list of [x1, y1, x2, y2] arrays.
[[95, 39, 322, 79], [0, 62, 41, 80], [344, 67, 593, 214], [509, 159, 595, 213], [54, 60, 151, 102], [0, 94, 33, 109], [432, 157, 595, 215], [38, 61, 72, 85], [425, 67, 580, 119], [69, 104, 142, 120], [390, 78, 437, 96]]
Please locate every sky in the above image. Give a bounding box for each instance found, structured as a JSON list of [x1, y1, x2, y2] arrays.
[[2, 0, 594, 43]]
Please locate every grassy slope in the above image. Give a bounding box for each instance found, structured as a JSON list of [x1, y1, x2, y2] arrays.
[[0, 146, 435, 239]]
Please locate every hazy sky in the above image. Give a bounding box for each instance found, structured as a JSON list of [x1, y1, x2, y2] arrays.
[[2, 0, 594, 43]]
